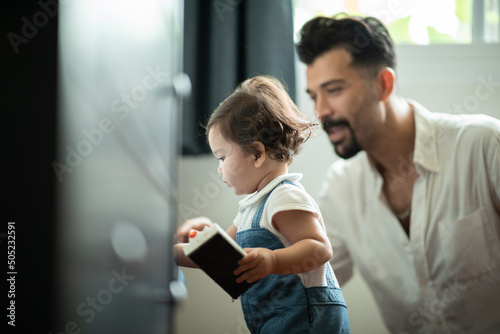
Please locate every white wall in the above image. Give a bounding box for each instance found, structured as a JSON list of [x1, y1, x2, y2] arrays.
[[175, 44, 500, 334]]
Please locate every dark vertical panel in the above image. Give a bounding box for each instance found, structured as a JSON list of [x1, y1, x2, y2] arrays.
[[182, 0, 296, 155], [244, 0, 296, 100], [1, 1, 57, 333]]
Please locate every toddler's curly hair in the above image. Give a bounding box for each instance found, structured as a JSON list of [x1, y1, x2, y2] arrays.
[[206, 75, 317, 164]]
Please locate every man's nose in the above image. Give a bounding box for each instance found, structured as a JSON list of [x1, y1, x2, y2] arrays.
[[315, 93, 332, 120]]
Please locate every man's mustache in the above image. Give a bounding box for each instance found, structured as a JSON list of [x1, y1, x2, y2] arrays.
[[321, 118, 350, 131]]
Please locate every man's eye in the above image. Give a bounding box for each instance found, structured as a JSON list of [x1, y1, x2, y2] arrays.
[[327, 88, 341, 94]]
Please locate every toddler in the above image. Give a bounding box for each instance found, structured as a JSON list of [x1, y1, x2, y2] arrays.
[[175, 75, 350, 333]]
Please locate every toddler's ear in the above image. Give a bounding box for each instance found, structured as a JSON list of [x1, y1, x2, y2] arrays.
[[251, 141, 266, 168]]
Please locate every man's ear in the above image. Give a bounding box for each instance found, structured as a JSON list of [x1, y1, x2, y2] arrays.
[[377, 67, 395, 101], [251, 141, 266, 168]]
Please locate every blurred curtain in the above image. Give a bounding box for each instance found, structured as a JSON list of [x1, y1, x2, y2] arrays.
[[182, 0, 296, 155]]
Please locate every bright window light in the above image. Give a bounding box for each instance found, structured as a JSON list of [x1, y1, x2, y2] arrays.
[[293, 0, 500, 45]]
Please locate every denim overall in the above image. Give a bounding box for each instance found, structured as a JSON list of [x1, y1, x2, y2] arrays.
[[236, 180, 350, 333]]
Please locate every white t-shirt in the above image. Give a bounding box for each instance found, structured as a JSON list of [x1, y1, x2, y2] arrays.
[[234, 173, 339, 288]]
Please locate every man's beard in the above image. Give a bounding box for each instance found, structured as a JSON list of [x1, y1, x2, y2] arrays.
[[322, 118, 362, 159]]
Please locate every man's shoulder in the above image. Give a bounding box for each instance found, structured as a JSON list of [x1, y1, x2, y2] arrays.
[[430, 112, 500, 148], [431, 111, 500, 134], [413, 100, 500, 135]]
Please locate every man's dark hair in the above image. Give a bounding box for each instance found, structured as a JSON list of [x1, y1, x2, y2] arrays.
[[296, 14, 396, 75]]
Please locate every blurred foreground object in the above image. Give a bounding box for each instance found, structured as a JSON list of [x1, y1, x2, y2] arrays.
[[54, 0, 188, 333]]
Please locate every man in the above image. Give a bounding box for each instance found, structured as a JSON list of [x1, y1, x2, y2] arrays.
[[295, 15, 500, 333], [177, 15, 500, 333]]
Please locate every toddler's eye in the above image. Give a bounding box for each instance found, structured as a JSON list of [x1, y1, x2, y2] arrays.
[[218, 157, 225, 162]]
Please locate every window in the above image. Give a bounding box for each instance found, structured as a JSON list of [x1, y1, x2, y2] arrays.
[[293, 0, 500, 44]]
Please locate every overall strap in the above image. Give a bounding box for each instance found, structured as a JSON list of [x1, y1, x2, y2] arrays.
[[251, 179, 300, 229]]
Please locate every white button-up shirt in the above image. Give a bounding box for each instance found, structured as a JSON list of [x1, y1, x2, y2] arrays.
[[319, 101, 500, 333]]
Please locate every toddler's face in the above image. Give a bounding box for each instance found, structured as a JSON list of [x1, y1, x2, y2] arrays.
[[208, 126, 260, 195]]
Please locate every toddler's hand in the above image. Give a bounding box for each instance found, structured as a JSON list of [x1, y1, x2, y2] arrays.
[[176, 217, 213, 243], [234, 248, 277, 284]]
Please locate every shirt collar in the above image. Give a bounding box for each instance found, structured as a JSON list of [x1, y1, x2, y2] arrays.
[[409, 99, 440, 173]]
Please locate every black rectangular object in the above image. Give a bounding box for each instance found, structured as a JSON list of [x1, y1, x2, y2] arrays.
[[187, 233, 255, 299]]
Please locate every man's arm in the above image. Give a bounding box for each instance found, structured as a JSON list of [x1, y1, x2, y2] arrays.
[[491, 132, 500, 215], [327, 226, 354, 286], [318, 171, 354, 286]]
